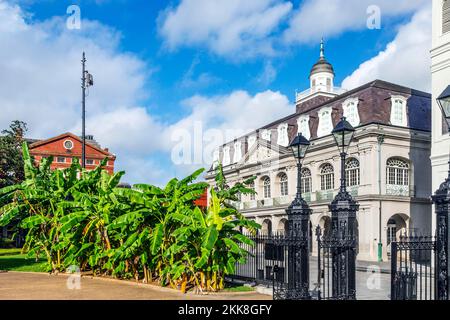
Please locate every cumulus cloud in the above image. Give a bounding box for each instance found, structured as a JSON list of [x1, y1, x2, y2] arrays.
[[158, 0, 429, 59], [0, 1, 167, 184], [0, 0, 295, 184], [158, 0, 293, 59], [283, 0, 429, 44], [341, 4, 431, 92]]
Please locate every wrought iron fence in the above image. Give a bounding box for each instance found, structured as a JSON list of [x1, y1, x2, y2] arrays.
[[230, 233, 290, 286], [316, 232, 357, 300], [390, 234, 436, 300]]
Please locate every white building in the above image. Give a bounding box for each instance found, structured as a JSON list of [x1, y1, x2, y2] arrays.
[[206, 43, 433, 262], [431, 0, 450, 234]]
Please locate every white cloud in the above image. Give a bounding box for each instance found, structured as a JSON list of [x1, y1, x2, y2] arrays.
[[283, 0, 429, 44], [257, 61, 277, 86], [158, 0, 292, 59], [179, 56, 221, 89], [0, 1, 166, 184], [0, 0, 295, 185], [341, 4, 431, 92]]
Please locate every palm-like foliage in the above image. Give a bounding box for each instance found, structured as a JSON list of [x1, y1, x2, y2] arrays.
[[0, 144, 260, 292]]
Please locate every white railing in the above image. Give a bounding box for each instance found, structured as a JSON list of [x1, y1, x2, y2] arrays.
[[386, 184, 413, 197], [296, 87, 347, 102]]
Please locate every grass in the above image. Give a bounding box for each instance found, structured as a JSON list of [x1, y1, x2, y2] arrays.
[[222, 283, 255, 292], [0, 249, 47, 272], [0, 248, 22, 256]]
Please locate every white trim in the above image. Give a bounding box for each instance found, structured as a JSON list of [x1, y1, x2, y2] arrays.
[[317, 106, 333, 137], [277, 123, 289, 147], [390, 95, 408, 127], [342, 97, 360, 127], [233, 141, 242, 163], [297, 115, 310, 140], [63, 139, 74, 150], [261, 129, 271, 142], [222, 146, 231, 166]]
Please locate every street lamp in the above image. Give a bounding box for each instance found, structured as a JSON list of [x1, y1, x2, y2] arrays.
[[437, 85, 450, 131], [431, 85, 450, 300], [81, 52, 94, 169], [328, 116, 359, 300], [283, 133, 311, 300], [331, 117, 355, 193], [289, 133, 310, 200]]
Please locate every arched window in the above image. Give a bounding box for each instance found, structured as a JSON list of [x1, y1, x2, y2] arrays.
[[248, 181, 256, 200], [345, 158, 360, 187], [279, 173, 288, 196], [444, 0, 450, 34], [263, 177, 271, 198], [320, 164, 334, 191], [301, 168, 312, 194], [262, 219, 272, 235], [387, 158, 409, 186]]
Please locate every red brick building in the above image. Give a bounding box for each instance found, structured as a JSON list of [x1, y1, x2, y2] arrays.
[[29, 133, 115, 174]]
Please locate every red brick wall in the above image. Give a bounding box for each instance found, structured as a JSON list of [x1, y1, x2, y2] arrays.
[[194, 189, 208, 209], [30, 135, 115, 174]]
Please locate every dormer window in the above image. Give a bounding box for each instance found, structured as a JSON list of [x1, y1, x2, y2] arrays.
[[444, 0, 450, 34], [390, 96, 408, 127], [261, 129, 271, 142], [317, 107, 333, 137], [297, 115, 310, 140], [212, 149, 219, 169], [233, 141, 242, 163], [222, 146, 231, 166], [277, 124, 289, 147], [342, 98, 360, 127], [248, 135, 257, 150]]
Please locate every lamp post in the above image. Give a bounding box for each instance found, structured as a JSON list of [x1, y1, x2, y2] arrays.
[[329, 117, 359, 299], [81, 52, 94, 169], [431, 85, 450, 300], [285, 133, 311, 299]]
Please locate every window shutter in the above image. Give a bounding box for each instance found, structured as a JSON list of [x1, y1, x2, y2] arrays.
[[444, 0, 450, 34]]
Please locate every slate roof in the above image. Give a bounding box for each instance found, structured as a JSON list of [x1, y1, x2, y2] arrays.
[[217, 79, 431, 165]]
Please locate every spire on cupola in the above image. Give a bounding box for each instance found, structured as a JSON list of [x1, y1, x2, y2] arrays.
[[309, 38, 335, 93], [320, 37, 324, 58]]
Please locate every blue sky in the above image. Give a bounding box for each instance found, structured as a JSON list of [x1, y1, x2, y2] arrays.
[[0, 0, 432, 185]]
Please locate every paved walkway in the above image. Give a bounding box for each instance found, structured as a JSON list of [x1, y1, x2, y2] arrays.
[[0, 272, 271, 300]]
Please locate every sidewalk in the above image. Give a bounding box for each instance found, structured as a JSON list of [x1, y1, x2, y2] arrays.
[[356, 259, 391, 274], [309, 257, 391, 274]]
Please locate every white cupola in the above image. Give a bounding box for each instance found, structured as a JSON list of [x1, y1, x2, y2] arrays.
[[309, 39, 335, 94]]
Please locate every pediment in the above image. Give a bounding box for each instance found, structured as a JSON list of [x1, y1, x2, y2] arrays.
[[238, 139, 290, 166]]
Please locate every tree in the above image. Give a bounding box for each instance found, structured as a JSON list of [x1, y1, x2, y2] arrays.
[[0, 120, 27, 188], [0, 144, 260, 293]]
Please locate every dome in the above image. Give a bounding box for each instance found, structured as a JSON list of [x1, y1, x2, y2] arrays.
[[309, 40, 335, 78], [310, 57, 335, 78]]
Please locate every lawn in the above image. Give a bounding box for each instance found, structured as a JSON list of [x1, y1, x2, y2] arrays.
[[0, 249, 47, 272], [222, 283, 255, 292]]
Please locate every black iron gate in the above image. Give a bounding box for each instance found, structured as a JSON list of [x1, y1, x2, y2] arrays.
[[316, 226, 357, 300], [390, 234, 436, 300], [271, 234, 310, 300]]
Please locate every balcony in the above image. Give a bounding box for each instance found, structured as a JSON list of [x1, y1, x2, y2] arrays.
[[257, 198, 273, 208], [273, 196, 292, 206], [316, 190, 334, 202], [386, 184, 414, 197]]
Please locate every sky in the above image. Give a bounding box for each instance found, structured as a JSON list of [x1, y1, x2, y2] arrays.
[[0, 0, 432, 185]]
